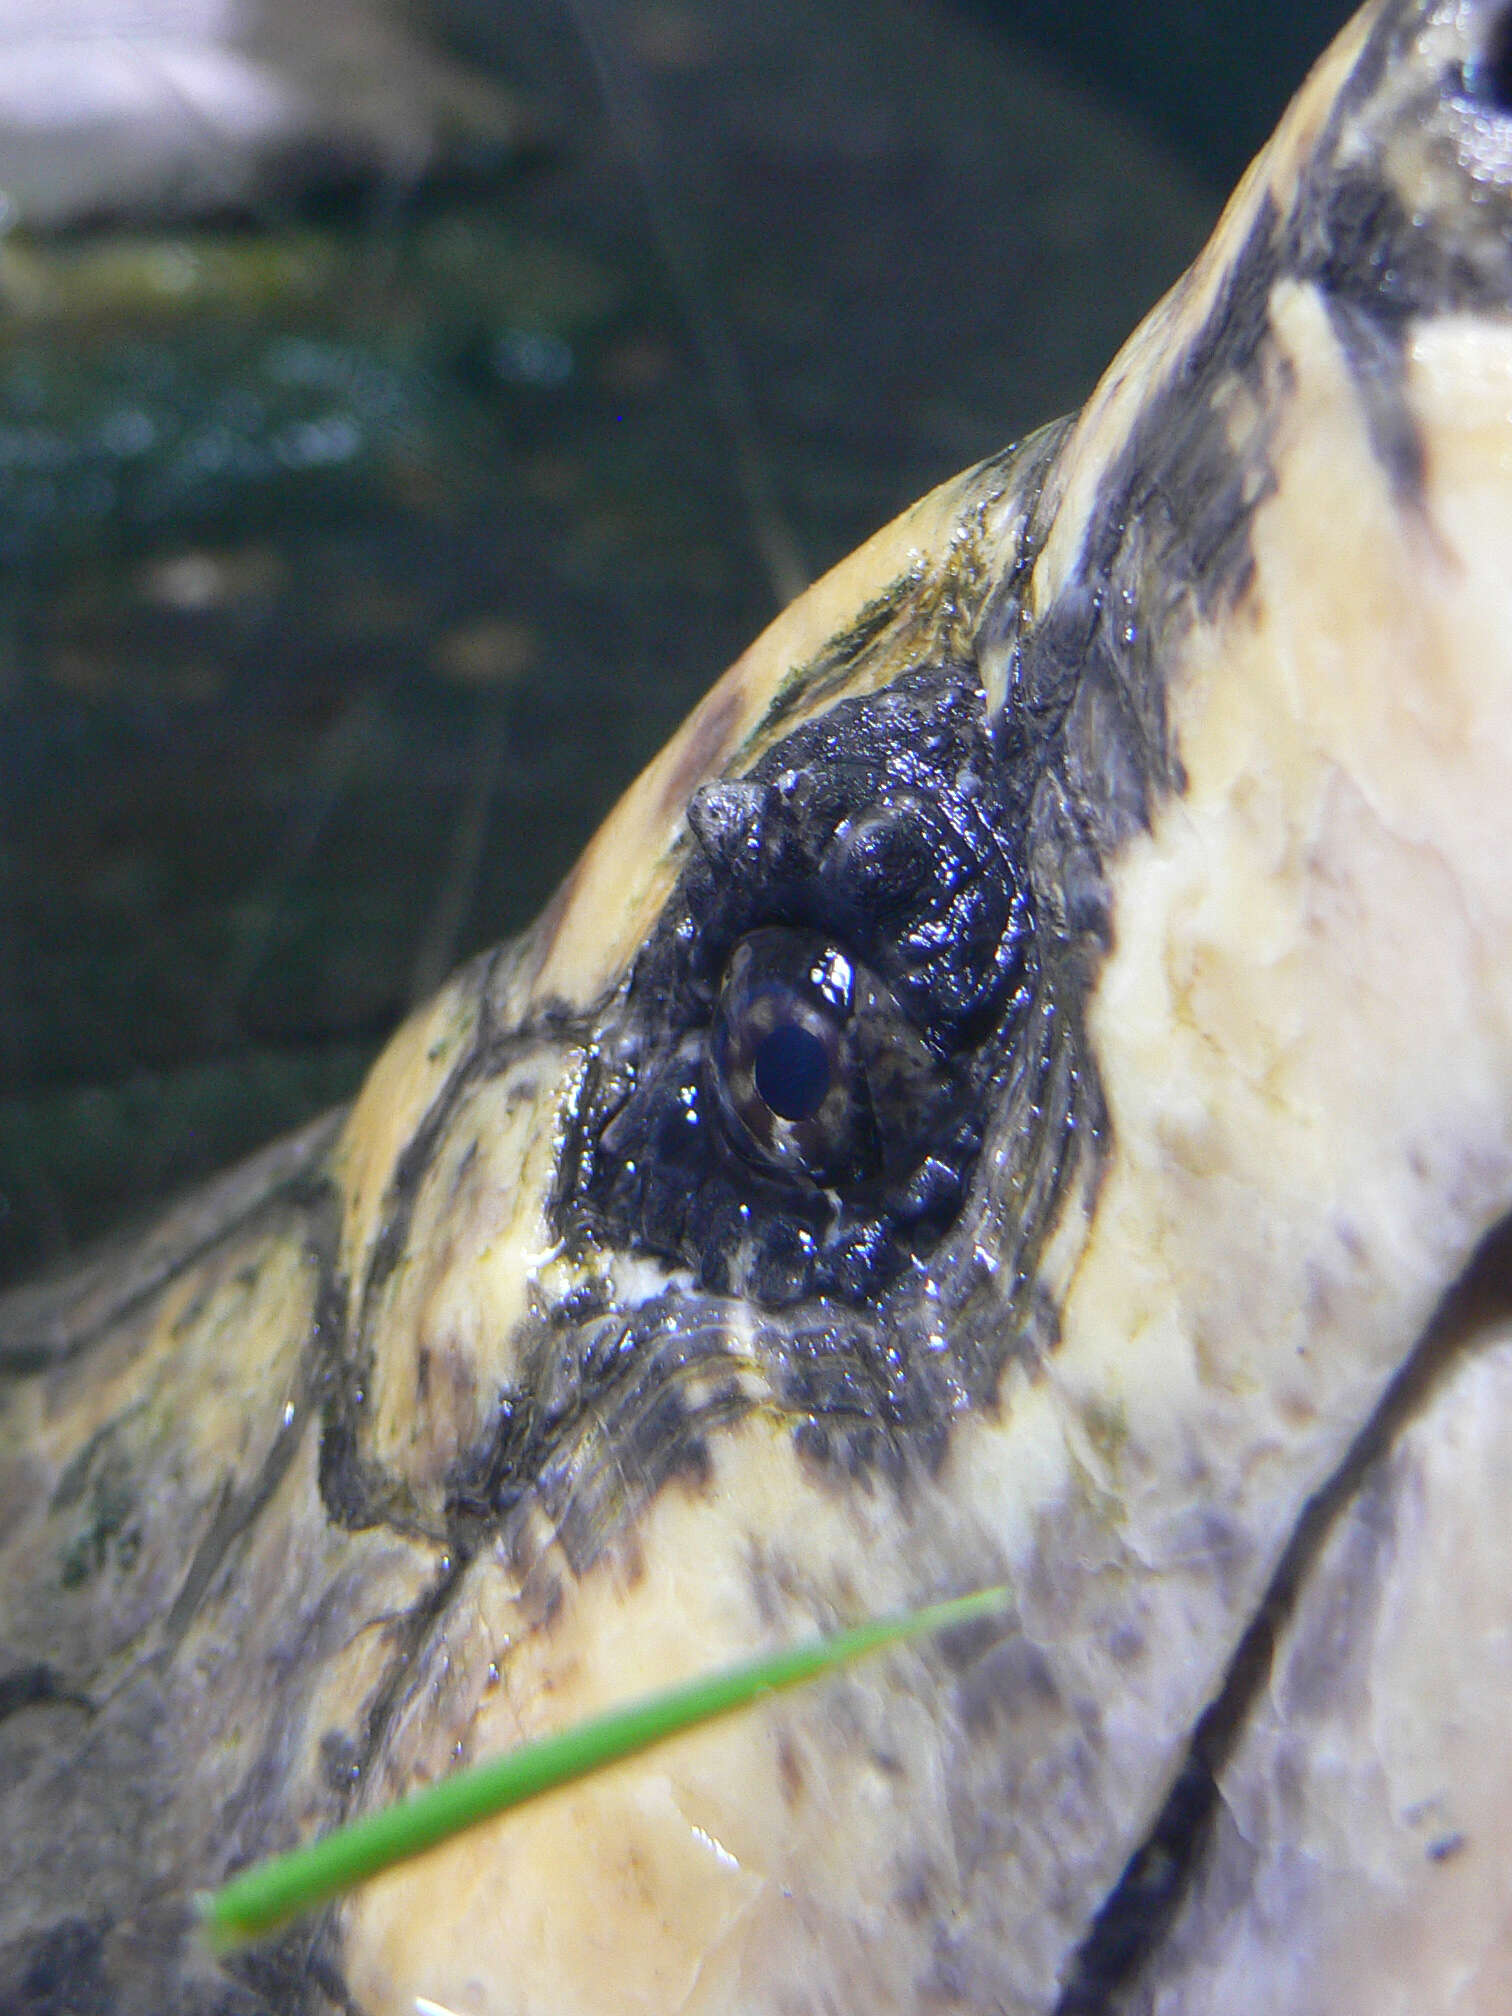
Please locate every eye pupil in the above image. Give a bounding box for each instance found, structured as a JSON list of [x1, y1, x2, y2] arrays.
[[753, 1022, 831, 1122]]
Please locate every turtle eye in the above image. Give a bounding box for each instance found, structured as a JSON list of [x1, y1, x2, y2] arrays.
[[710, 929, 868, 1185], [709, 925, 955, 1193]]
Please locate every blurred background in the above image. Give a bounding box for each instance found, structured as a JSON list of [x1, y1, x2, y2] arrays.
[[0, 0, 1354, 1288]]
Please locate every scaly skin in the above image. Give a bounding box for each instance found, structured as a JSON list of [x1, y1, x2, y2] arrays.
[[5, 4, 1512, 2010]]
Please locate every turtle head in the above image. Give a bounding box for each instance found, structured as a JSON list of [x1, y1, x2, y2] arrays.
[[317, 3, 1512, 2008], [8, 4, 1512, 2013]]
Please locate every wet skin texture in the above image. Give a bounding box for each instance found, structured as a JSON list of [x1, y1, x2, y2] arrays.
[[9, 3, 1512, 2011]]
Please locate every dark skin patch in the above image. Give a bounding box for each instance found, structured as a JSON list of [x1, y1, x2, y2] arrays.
[[747, 586, 919, 748], [520, 1332, 739, 1576], [1476, 0, 1512, 108], [48, 1415, 129, 1515], [0, 1663, 90, 1723], [319, 1727, 364, 1796], [894, 1865, 935, 1924], [1302, 190, 1428, 496], [997, 185, 1282, 822], [792, 1414, 910, 1488], [0, 1918, 113, 2016], [656, 679, 745, 833], [723, 441, 1046, 780], [163, 1361, 317, 1642], [1328, 0, 1423, 123], [57, 1442, 140, 1591], [229, 1919, 363, 2016], [1276, 1, 1512, 501], [333, 1549, 468, 1813], [777, 1730, 806, 1808], [315, 995, 583, 1537]]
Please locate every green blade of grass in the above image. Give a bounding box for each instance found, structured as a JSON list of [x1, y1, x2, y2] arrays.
[[199, 1581, 1010, 1950]]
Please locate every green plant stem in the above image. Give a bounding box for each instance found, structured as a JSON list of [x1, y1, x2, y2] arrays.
[[199, 1582, 1009, 1949]]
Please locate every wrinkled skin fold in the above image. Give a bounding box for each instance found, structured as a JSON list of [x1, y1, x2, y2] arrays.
[[5, 2, 1512, 2010]]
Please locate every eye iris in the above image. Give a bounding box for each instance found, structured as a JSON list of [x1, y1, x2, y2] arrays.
[[753, 1021, 831, 1122]]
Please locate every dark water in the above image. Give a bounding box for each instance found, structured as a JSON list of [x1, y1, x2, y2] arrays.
[[0, 0, 1341, 1286], [967, 0, 1360, 185]]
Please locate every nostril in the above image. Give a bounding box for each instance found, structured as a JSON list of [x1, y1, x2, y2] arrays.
[[1471, 6, 1512, 112]]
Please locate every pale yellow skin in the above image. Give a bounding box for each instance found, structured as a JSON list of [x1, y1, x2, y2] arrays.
[[5, 4, 1512, 2012]]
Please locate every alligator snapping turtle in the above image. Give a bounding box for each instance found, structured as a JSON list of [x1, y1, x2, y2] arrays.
[[6, 1, 1512, 2010]]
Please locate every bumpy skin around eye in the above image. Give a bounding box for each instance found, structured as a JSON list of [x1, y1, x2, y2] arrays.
[[571, 667, 1038, 1308]]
